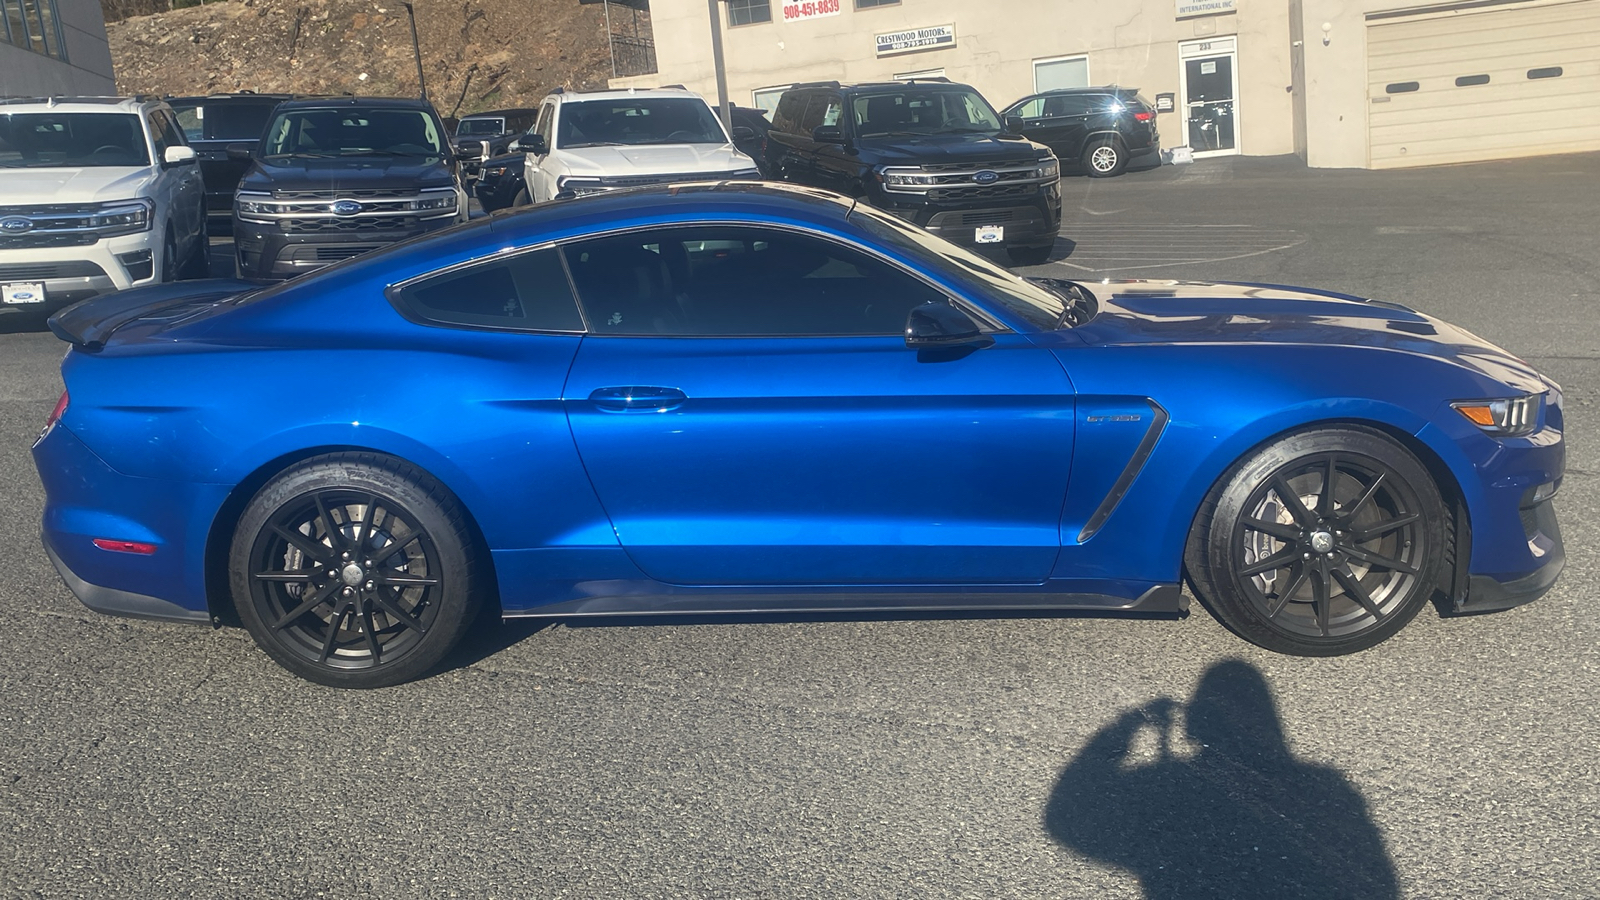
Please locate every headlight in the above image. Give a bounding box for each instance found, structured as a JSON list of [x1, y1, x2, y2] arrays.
[[235, 192, 274, 223], [413, 193, 457, 212], [1452, 394, 1541, 437], [556, 176, 607, 196], [484, 166, 507, 177], [91, 199, 154, 236], [1034, 157, 1060, 180], [879, 168, 938, 188]]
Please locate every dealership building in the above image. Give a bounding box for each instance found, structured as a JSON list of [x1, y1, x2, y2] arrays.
[[0, 0, 116, 97], [611, 0, 1600, 169]]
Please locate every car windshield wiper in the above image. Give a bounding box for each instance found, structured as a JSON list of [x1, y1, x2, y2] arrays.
[[264, 152, 338, 159], [563, 141, 629, 149], [860, 130, 925, 138], [339, 149, 438, 157]]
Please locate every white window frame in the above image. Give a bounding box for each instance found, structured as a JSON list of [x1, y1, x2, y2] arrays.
[[1032, 54, 1090, 93], [1178, 36, 1242, 158], [751, 85, 791, 112]]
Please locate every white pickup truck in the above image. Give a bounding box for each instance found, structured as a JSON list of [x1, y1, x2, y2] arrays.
[[0, 96, 208, 322], [515, 87, 760, 204]]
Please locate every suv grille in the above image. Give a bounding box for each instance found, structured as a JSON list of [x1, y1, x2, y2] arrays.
[[0, 202, 148, 245], [927, 183, 1038, 201], [0, 260, 108, 280], [237, 189, 457, 232], [881, 162, 1055, 198]]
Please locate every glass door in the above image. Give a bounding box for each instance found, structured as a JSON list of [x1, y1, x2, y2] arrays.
[[1179, 37, 1240, 157]]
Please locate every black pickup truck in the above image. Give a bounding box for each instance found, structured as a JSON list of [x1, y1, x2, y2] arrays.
[[765, 80, 1062, 265], [451, 108, 538, 180], [229, 96, 467, 279]]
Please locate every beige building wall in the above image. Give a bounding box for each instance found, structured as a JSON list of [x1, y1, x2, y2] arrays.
[[0, 0, 116, 97], [618, 0, 1297, 159]]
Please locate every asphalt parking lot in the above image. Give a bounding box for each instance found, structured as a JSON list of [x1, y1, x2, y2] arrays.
[[2, 153, 1597, 899]]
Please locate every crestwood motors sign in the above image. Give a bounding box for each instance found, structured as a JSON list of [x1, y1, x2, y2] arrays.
[[874, 24, 956, 56]]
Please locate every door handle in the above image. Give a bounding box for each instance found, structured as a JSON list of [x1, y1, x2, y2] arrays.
[[589, 386, 688, 412]]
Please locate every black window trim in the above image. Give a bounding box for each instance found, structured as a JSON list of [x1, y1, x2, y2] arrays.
[[384, 241, 591, 335], [552, 219, 1009, 340]]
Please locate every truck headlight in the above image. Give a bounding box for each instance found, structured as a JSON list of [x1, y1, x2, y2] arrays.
[[1452, 394, 1541, 437], [878, 168, 938, 188], [91, 199, 154, 236], [1033, 157, 1060, 180], [555, 176, 606, 196], [235, 192, 275, 223]]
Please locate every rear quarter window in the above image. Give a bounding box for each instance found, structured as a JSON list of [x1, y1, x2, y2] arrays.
[[392, 248, 586, 332]]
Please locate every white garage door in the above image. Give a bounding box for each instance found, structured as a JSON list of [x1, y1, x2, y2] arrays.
[[1367, 0, 1600, 168]]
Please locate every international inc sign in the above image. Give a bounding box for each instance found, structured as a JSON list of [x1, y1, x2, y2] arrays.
[[1176, 0, 1236, 17], [874, 24, 956, 56]]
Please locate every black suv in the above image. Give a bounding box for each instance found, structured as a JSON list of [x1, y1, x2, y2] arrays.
[[168, 92, 296, 229], [231, 96, 467, 279], [1000, 87, 1159, 178], [452, 107, 538, 179], [766, 80, 1061, 265]]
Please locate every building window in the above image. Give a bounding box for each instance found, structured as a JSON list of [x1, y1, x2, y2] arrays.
[[1, 0, 66, 61], [856, 0, 900, 8], [752, 86, 790, 113], [1034, 55, 1090, 92], [894, 68, 946, 81], [727, 0, 771, 26]]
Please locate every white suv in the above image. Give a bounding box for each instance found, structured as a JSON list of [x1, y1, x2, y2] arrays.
[[515, 88, 759, 204], [0, 96, 208, 321]]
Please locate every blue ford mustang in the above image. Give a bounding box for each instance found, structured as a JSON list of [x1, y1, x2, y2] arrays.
[[33, 182, 1564, 687]]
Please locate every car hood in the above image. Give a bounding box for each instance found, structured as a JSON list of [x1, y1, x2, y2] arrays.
[[555, 143, 755, 176], [239, 156, 457, 193], [1074, 279, 1550, 394], [0, 166, 157, 205], [854, 133, 1046, 166]]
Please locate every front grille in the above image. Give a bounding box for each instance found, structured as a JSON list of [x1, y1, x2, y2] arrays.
[[1520, 504, 1540, 539], [955, 209, 1018, 226], [287, 244, 387, 262], [279, 216, 422, 234], [270, 189, 410, 200], [0, 260, 108, 280], [0, 233, 98, 249], [927, 183, 1038, 201]]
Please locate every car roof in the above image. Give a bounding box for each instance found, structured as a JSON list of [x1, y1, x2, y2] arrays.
[[166, 93, 298, 103], [1031, 86, 1142, 96], [460, 108, 539, 119], [550, 88, 711, 104], [786, 80, 977, 94], [0, 96, 162, 114], [274, 96, 437, 111], [487, 181, 852, 240]]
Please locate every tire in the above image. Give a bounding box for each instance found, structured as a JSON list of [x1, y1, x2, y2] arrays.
[[1084, 137, 1127, 177], [230, 453, 483, 688], [1007, 243, 1053, 266], [1185, 427, 1446, 656], [513, 187, 532, 207], [160, 228, 177, 282]]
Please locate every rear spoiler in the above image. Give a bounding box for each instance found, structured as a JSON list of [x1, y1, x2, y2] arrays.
[[48, 278, 259, 350]]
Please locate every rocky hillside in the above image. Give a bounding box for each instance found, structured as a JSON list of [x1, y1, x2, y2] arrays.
[[107, 0, 619, 117]]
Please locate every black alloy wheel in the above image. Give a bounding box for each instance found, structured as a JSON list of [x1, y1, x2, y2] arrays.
[[1186, 427, 1446, 656], [1084, 137, 1126, 177], [231, 453, 481, 687]]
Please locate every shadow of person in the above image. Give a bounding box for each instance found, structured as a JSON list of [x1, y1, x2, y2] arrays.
[[1043, 659, 1397, 900]]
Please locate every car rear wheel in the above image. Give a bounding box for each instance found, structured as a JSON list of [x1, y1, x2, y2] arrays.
[[1186, 427, 1446, 656], [1084, 137, 1127, 177], [230, 453, 482, 688]]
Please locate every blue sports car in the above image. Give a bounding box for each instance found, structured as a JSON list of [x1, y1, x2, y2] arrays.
[[33, 183, 1565, 687]]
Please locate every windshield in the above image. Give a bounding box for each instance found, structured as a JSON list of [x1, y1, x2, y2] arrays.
[[0, 113, 150, 168], [848, 203, 1066, 330], [851, 89, 1004, 138], [170, 101, 280, 142], [556, 98, 727, 149], [260, 108, 445, 159], [456, 118, 505, 137]]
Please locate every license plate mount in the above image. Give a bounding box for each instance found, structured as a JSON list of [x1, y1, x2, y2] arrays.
[[974, 225, 1004, 244], [2, 282, 45, 305]]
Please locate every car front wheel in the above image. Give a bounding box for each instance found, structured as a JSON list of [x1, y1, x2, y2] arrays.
[[1186, 427, 1446, 656], [230, 453, 483, 687]]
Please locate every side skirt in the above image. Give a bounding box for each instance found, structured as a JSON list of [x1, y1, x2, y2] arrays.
[[504, 583, 1187, 619]]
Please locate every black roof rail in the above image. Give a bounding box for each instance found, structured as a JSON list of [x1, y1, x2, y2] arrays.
[[899, 76, 952, 83], [789, 80, 841, 90]]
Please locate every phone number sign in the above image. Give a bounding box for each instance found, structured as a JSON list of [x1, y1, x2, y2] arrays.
[[782, 0, 840, 20], [874, 24, 956, 56]]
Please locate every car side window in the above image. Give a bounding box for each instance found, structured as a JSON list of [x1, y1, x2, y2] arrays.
[[147, 112, 171, 158], [1042, 95, 1092, 118], [1013, 98, 1045, 119], [798, 95, 841, 134], [393, 248, 586, 332], [563, 226, 945, 337], [772, 93, 803, 133], [154, 110, 187, 149], [534, 104, 554, 150]]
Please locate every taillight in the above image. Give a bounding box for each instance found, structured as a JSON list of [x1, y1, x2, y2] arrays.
[[1133, 111, 1155, 122], [36, 390, 68, 444]]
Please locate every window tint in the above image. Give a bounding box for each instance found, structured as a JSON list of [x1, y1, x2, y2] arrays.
[[154, 110, 186, 150], [773, 92, 807, 133], [147, 112, 172, 158], [395, 248, 585, 332], [1042, 95, 1093, 117], [563, 226, 945, 336], [1013, 98, 1045, 119], [798, 95, 842, 133]]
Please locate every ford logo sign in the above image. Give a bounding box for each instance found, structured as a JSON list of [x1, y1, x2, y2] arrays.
[[12, 291, 34, 301], [973, 170, 1000, 185], [0, 216, 35, 234], [330, 200, 364, 217]]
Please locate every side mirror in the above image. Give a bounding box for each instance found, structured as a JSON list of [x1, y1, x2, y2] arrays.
[[225, 142, 255, 161], [905, 300, 993, 350], [730, 125, 757, 142], [1003, 114, 1026, 135], [516, 133, 547, 155], [811, 125, 845, 144], [164, 145, 197, 165]]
